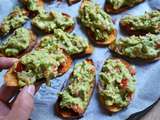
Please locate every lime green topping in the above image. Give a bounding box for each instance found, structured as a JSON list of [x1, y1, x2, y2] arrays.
[[99, 59, 136, 107], [22, 0, 44, 13], [59, 60, 95, 110], [0, 28, 30, 57], [0, 7, 28, 36], [111, 34, 160, 59], [79, 1, 114, 41], [40, 29, 89, 55], [108, 0, 142, 10], [121, 11, 160, 33], [17, 49, 66, 87], [32, 11, 74, 33]]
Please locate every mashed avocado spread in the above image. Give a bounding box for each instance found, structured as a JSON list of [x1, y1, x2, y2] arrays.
[[40, 29, 89, 55], [99, 59, 136, 108], [22, 0, 44, 13], [110, 34, 160, 59], [17, 49, 66, 87], [108, 0, 142, 10], [0, 7, 28, 36], [32, 11, 74, 33], [0, 28, 30, 57], [121, 11, 160, 34], [79, 1, 114, 41], [58, 60, 95, 111]]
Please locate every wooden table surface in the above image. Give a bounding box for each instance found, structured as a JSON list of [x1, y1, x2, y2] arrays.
[[140, 101, 160, 120]]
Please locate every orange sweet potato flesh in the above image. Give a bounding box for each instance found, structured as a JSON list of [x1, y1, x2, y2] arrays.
[[98, 58, 135, 113]]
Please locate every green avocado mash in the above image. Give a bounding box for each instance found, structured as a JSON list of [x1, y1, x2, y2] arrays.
[[17, 49, 66, 87], [40, 29, 89, 55], [58, 60, 95, 111], [99, 59, 136, 108], [79, 1, 114, 41], [120, 11, 160, 34], [0, 27, 30, 57], [22, 0, 44, 13], [0, 7, 28, 36], [110, 34, 160, 59], [108, 0, 142, 10], [32, 11, 74, 33]]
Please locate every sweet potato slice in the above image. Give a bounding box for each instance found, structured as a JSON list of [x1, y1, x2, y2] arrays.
[[105, 0, 145, 14], [37, 33, 93, 58], [0, 8, 29, 36], [80, 0, 116, 46], [67, 0, 81, 5], [98, 58, 136, 113], [4, 53, 72, 87], [56, 59, 96, 119], [0, 29, 37, 58], [32, 12, 75, 34]]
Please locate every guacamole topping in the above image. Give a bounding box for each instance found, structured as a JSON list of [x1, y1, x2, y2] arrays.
[[99, 59, 136, 108], [121, 11, 160, 34], [0, 28, 30, 57], [22, 0, 44, 13], [108, 0, 142, 10], [79, 1, 114, 41], [0, 7, 28, 36], [17, 49, 66, 87], [40, 29, 89, 55], [58, 60, 95, 111], [110, 34, 160, 59], [32, 11, 74, 33]]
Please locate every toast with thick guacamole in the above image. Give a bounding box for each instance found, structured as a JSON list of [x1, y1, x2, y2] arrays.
[[56, 59, 96, 119], [0, 27, 37, 58], [98, 58, 136, 113], [37, 29, 93, 58], [79, 0, 116, 46], [67, 0, 81, 5], [32, 11, 75, 33], [120, 11, 160, 35], [4, 49, 72, 87], [109, 34, 160, 61], [20, 0, 44, 15], [105, 0, 144, 14], [0, 7, 29, 36]]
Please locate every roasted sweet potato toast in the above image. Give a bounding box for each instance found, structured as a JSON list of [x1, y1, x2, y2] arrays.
[[4, 50, 72, 87], [32, 11, 75, 34], [120, 10, 160, 35], [20, 0, 44, 15], [79, 0, 116, 46], [0, 7, 29, 36], [105, 0, 145, 14], [56, 59, 96, 119], [109, 34, 160, 61], [67, 0, 81, 5], [0, 28, 37, 58], [37, 29, 93, 58], [98, 58, 136, 113]]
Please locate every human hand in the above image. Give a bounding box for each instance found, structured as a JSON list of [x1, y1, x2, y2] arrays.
[[0, 85, 35, 120], [0, 57, 18, 70], [0, 57, 37, 120]]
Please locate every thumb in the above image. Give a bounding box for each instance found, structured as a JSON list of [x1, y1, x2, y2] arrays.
[[6, 85, 35, 120]]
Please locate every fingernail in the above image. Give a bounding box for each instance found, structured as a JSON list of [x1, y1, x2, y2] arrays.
[[23, 85, 35, 96]]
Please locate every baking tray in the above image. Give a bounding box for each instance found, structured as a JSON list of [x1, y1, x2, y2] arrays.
[[0, 0, 160, 120]]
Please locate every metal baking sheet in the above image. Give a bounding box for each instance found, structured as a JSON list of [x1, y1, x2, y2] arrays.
[[0, 0, 160, 120]]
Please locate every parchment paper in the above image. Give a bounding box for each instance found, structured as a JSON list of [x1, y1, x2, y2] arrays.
[[0, 0, 160, 120]]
